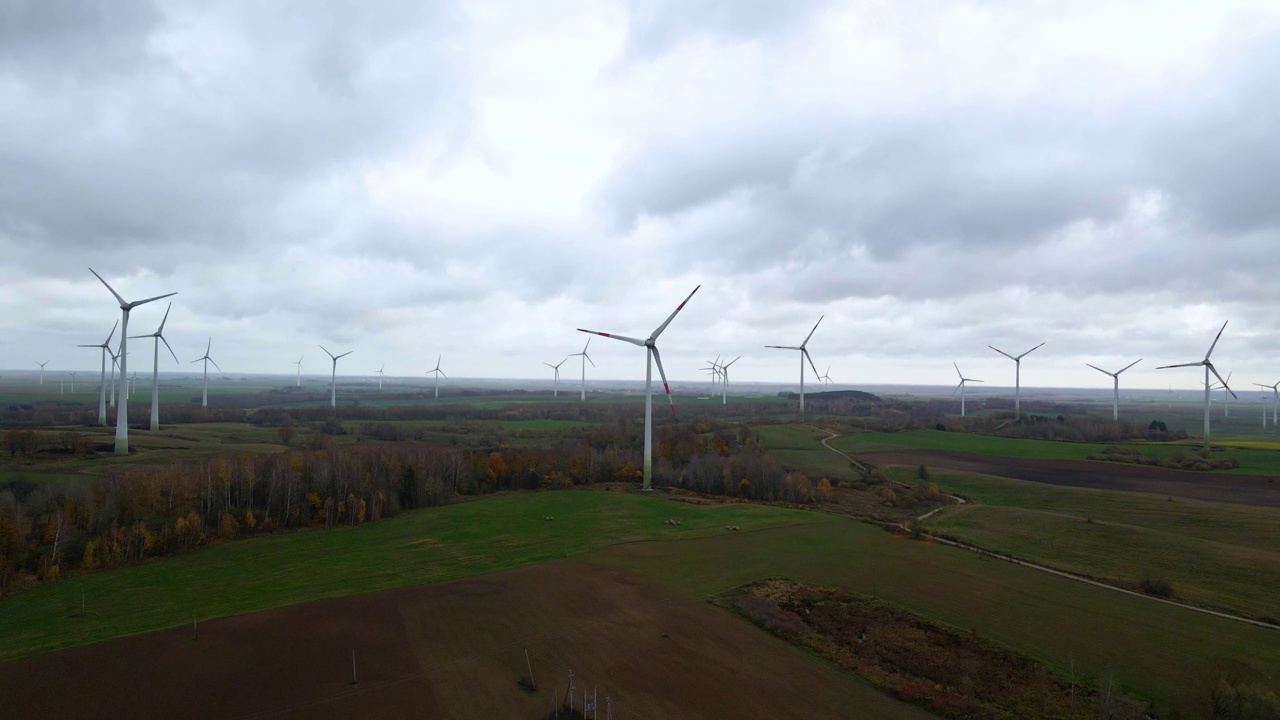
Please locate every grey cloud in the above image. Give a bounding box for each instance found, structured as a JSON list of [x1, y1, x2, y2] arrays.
[[620, 0, 831, 58], [0, 0, 160, 78]]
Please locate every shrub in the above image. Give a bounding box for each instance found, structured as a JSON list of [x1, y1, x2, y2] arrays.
[[1139, 573, 1172, 597]]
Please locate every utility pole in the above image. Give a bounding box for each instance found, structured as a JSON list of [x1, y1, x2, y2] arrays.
[[351, 648, 358, 685], [607, 696, 612, 720], [567, 669, 575, 714], [523, 642, 536, 690]]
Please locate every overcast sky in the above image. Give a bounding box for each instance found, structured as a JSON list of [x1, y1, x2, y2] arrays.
[[3, 0, 1280, 391]]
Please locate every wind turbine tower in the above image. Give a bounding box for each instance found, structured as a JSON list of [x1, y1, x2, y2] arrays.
[[766, 316, 823, 419], [35, 361, 48, 385], [953, 363, 983, 417], [425, 355, 446, 398], [1085, 359, 1141, 421], [720, 356, 741, 405], [988, 342, 1044, 418], [567, 338, 594, 401], [1254, 381, 1279, 427], [191, 339, 222, 408], [68, 371, 78, 392], [78, 320, 118, 426], [129, 302, 179, 431], [88, 268, 176, 454], [1157, 321, 1234, 450], [293, 356, 304, 387], [578, 285, 699, 490], [320, 345, 352, 408], [543, 357, 568, 397]]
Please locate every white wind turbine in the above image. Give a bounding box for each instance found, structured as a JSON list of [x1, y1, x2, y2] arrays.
[[1085, 358, 1141, 421], [988, 342, 1044, 418], [818, 365, 834, 385], [293, 356, 304, 387], [77, 320, 118, 426], [1211, 371, 1233, 417], [190, 339, 222, 408], [1254, 381, 1279, 427], [89, 268, 176, 455], [766, 316, 823, 419], [953, 363, 982, 417], [128, 302, 179, 431], [320, 345, 352, 408], [375, 364, 385, 390], [567, 338, 594, 401], [35, 361, 48, 385], [577, 285, 700, 490], [701, 356, 722, 396], [108, 346, 121, 409], [1157, 321, 1234, 450], [720, 356, 741, 405], [425, 355, 446, 398], [543, 357, 568, 397], [67, 371, 78, 392]]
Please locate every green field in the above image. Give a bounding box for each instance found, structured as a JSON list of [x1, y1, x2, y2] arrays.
[[830, 429, 1280, 476], [0, 491, 813, 661], [755, 424, 862, 480]]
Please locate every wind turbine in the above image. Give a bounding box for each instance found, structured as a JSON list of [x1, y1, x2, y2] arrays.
[[425, 355, 446, 398], [1254, 381, 1279, 427], [1157, 321, 1234, 450], [953, 363, 983, 417], [67, 371, 78, 392], [567, 337, 594, 401], [35, 361, 48, 385], [988, 342, 1044, 418], [577, 285, 700, 490], [190, 339, 222, 408], [1211, 371, 1233, 417], [108, 346, 120, 409], [701, 356, 722, 396], [320, 345, 352, 408], [543, 357, 568, 397], [77, 320, 118, 426], [89, 268, 176, 455], [766, 316, 823, 418], [720, 356, 741, 405], [375, 364, 385, 390], [1085, 358, 1141, 421], [818, 365, 834, 385], [128, 302, 179, 431], [293, 356, 304, 387]]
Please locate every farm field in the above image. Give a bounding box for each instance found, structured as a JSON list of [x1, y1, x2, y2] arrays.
[[0, 561, 936, 720], [829, 429, 1280, 476], [0, 490, 815, 661]]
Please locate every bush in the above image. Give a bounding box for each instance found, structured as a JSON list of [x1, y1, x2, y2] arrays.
[[1139, 574, 1172, 597]]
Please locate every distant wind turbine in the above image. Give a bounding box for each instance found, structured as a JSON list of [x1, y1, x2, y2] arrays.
[[567, 338, 594, 401], [818, 365, 834, 385], [1085, 358, 1141, 421], [375, 364, 385, 390], [701, 356, 722, 396], [77, 320, 118, 426], [1210, 371, 1233, 417], [577, 285, 700, 490], [543, 357, 568, 397], [1157, 321, 1234, 450], [35, 361, 48, 385], [988, 342, 1044, 418], [320, 345, 352, 408], [1254, 381, 1279, 427], [425, 355, 446, 398], [720, 356, 741, 405], [293, 356, 304, 387], [89, 268, 177, 455], [190, 339, 222, 408], [67, 371, 78, 392], [128, 302, 179, 431], [953, 363, 983, 417], [766, 316, 823, 419]]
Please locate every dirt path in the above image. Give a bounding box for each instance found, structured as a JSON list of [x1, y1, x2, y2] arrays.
[[809, 428, 1279, 632], [807, 426, 965, 521]]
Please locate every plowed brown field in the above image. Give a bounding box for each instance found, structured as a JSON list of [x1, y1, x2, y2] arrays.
[[3, 561, 934, 720]]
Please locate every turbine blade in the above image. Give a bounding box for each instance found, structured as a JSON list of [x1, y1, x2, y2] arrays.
[[88, 268, 127, 307], [438, 369, 447, 379], [209, 357, 223, 372], [1017, 342, 1045, 360], [577, 328, 646, 346], [1156, 361, 1204, 369], [585, 353, 595, 367], [130, 291, 177, 308], [988, 345, 1016, 361], [319, 345, 335, 360], [105, 319, 118, 345], [1085, 363, 1112, 377], [336, 351, 353, 360], [1117, 358, 1142, 375], [1208, 363, 1237, 399], [967, 378, 984, 383], [953, 380, 964, 396], [649, 345, 676, 417], [157, 302, 173, 333], [1205, 320, 1228, 359], [160, 336, 180, 364], [725, 356, 741, 368], [954, 361, 963, 379], [649, 285, 700, 340], [801, 315, 824, 347], [803, 348, 821, 380], [765, 345, 801, 350]]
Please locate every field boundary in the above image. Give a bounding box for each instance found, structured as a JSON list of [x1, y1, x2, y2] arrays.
[[811, 428, 1280, 632]]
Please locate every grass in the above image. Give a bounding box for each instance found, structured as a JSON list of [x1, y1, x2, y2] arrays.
[[590, 519, 1280, 717], [0, 490, 813, 662], [830, 429, 1280, 476], [755, 424, 862, 480]]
